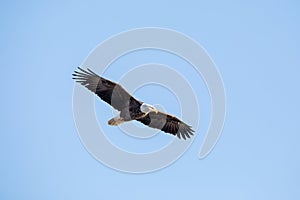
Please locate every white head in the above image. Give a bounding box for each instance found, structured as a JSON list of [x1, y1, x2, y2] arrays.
[[140, 103, 159, 114]]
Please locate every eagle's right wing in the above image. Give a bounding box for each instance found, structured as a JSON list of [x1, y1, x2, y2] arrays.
[[73, 67, 137, 111]]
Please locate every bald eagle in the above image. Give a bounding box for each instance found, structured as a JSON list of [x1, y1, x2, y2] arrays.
[[72, 67, 194, 139]]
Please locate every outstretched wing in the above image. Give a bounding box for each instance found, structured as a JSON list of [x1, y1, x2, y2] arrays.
[[72, 67, 138, 111], [136, 111, 194, 140]]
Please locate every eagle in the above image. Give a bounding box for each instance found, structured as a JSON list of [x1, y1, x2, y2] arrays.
[[72, 67, 194, 139]]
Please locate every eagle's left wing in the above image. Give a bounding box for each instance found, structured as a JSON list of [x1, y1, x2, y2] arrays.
[[136, 111, 194, 140]]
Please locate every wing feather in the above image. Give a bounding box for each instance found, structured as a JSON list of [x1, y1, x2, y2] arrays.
[[73, 67, 138, 111], [136, 111, 194, 140]]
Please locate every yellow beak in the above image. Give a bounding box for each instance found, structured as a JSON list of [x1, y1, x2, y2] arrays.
[[150, 107, 159, 114]]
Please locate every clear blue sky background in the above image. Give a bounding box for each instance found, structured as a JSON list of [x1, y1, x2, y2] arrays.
[[1, 1, 299, 199]]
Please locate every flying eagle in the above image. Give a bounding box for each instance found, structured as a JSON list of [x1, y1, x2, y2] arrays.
[[72, 67, 194, 139]]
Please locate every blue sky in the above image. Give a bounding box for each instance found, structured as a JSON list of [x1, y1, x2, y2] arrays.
[[1, 1, 300, 199]]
